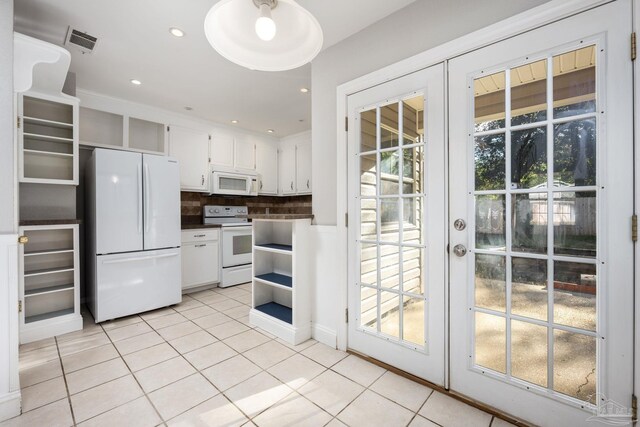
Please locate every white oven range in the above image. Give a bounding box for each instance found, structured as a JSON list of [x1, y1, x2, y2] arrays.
[[203, 205, 252, 287]]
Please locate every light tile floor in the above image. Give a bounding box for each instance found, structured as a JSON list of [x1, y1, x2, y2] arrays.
[[3, 284, 516, 427]]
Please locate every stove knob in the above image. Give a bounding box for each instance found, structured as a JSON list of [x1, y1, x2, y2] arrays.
[[208, 208, 214, 214], [214, 209, 220, 213]]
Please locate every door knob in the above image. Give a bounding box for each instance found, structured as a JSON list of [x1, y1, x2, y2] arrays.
[[18, 235, 28, 244], [454, 219, 466, 231], [453, 244, 467, 257]]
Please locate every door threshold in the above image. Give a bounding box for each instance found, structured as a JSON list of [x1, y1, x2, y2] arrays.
[[347, 349, 534, 427]]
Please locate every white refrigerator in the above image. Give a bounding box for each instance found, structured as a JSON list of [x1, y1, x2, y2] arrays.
[[86, 149, 182, 322]]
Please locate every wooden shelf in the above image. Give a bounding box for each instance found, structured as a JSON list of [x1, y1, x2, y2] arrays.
[[23, 149, 73, 158], [23, 132, 74, 144], [255, 273, 293, 290], [24, 248, 74, 257], [255, 243, 293, 254], [255, 302, 292, 324], [25, 308, 74, 324], [25, 283, 74, 297], [23, 116, 73, 129], [24, 265, 74, 277]]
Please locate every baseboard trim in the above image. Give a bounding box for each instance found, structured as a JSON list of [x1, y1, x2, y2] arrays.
[[0, 390, 21, 422], [312, 323, 337, 348]]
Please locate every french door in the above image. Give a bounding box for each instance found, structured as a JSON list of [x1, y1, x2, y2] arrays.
[[449, 0, 633, 424], [347, 64, 446, 385]]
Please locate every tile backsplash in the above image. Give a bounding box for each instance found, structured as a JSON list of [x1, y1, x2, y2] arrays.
[[181, 192, 312, 224]]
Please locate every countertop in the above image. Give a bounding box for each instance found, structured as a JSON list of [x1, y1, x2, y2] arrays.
[[248, 214, 314, 220], [181, 223, 222, 230], [20, 219, 83, 226]]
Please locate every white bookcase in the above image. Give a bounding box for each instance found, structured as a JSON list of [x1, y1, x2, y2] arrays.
[[18, 224, 82, 343], [250, 218, 311, 344], [18, 92, 79, 185]]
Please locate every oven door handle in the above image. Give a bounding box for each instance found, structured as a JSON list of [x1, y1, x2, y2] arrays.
[[223, 226, 253, 233]]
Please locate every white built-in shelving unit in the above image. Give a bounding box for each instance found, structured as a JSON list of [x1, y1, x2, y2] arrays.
[[18, 224, 82, 343], [18, 92, 79, 184], [250, 218, 311, 344]]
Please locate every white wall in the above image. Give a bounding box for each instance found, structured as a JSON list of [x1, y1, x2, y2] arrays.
[[0, 0, 21, 421], [311, 0, 550, 226]]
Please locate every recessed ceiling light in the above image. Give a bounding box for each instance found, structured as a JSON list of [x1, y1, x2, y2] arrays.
[[231, 120, 238, 124], [184, 106, 193, 111], [300, 87, 309, 93], [169, 27, 185, 37], [267, 129, 275, 134], [130, 79, 142, 85]]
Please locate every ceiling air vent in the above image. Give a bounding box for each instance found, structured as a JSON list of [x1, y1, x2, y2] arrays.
[[64, 27, 98, 54]]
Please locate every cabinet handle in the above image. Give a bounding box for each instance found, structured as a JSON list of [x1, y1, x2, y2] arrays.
[[260, 181, 263, 190], [195, 244, 207, 248], [290, 182, 293, 190], [201, 175, 205, 185], [194, 234, 206, 238], [307, 179, 310, 189]]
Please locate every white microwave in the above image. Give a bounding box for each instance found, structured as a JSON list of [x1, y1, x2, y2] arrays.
[[210, 168, 258, 196]]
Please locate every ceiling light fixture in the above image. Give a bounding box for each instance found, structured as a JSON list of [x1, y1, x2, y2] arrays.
[[231, 120, 239, 124], [169, 27, 185, 37], [300, 87, 309, 93], [130, 79, 141, 85], [184, 106, 193, 111], [204, 0, 323, 72], [267, 129, 275, 133]]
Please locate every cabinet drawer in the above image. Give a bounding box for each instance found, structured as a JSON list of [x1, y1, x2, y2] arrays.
[[181, 229, 219, 244]]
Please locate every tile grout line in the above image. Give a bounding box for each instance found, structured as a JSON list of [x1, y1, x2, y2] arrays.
[[54, 335, 78, 427]]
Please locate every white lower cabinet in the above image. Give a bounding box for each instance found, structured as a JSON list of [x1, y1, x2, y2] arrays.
[[181, 229, 220, 290], [18, 224, 82, 344], [250, 218, 311, 345]]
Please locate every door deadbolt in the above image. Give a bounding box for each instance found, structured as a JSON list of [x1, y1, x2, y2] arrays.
[[453, 244, 467, 257], [454, 219, 466, 231]]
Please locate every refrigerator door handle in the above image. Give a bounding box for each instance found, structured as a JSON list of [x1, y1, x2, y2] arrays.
[[137, 163, 142, 234], [102, 252, 179, 265], [144, 163, 150, 233]]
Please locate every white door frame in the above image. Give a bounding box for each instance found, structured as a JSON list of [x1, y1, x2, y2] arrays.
[[336, 0, 633, 385]]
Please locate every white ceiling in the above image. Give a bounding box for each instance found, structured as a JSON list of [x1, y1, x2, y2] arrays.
[[14, 0, 415, 137]]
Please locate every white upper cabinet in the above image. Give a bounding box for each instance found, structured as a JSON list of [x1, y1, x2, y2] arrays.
[[234, 136, 256, 170], [18, 92, 79, 185], [255, 140, 278, 195], [279, 144, 296, 195], [211, 134, 235, 168], [168, 125, 210, 192], [295, 141, 312, 194]]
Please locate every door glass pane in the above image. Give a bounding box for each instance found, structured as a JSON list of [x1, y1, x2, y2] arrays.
[[402, 146, 423, 192], [512, 257, 547, 321], [511, 127, 547, 189], [402, 197, 423, 245], [380, 103, 400, 149], [380, 199, 400, 242], [512, 193, 548, 253], [511, 59, 547, 125], [380, 150, 400, 195], [553, 46, 596, 119], [474, 71, 506, 131], [402, 96, 424, 145], [554, 261, 596, 331], [475, 134, 505, 191], [360, 198, 377, 241], [360, 285, 377, 331], [360, 153, 377, 196], [475, 254, 506, 312], [475, 195, 506, 250], [360, 109, 377, 152], [360, 243, 377, 287], [402, 296, 424, 346], [553, 191, 596, 258], [475, 312, 506, 373], [402, 246, 423, 295], [511, 320, 547, 387], [379, 244, 400, 290], [553, 330, 596, 404], [380, 291, 400, 338], [553, 118, 596, 187]]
